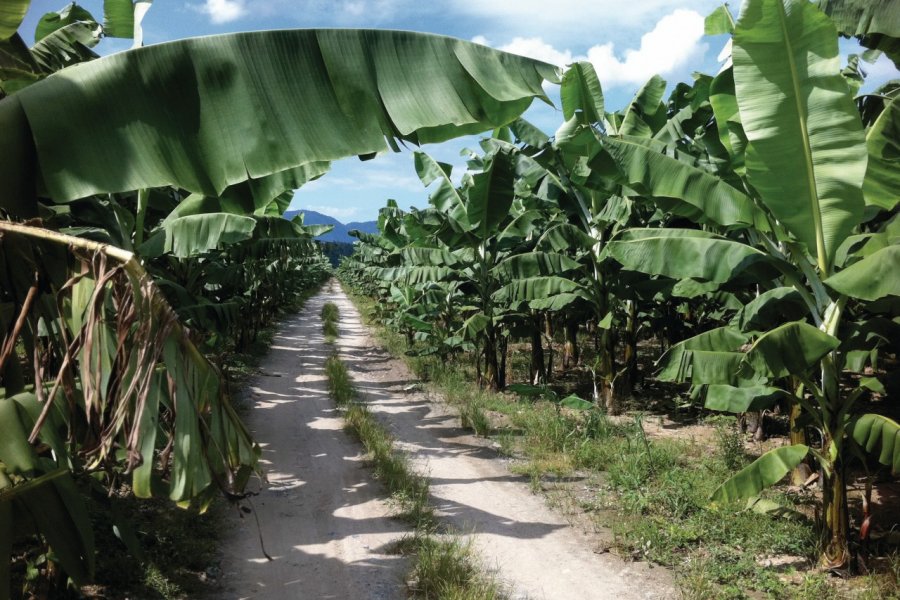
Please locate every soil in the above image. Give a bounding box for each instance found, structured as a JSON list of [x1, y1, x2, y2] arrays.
[[216, 283, 675, 599]]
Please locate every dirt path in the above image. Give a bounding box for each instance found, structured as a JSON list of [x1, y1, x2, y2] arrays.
[[218, 287, 411, 599], [219, 283, 675, 599]]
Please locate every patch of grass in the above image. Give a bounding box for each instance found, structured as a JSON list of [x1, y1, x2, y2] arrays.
[[323, 349, 502, 597], [321, 302, 340, 322], [322, 301, 340, 342], [323, 319, 339, 342], [325, 354, 356, 405], [402, 534, 506, 600]]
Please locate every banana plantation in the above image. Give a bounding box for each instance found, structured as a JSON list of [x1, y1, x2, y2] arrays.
[[341, 0, 900, 582], [0, 0, 897, 597]]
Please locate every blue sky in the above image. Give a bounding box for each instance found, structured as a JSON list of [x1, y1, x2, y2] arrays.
[[23, 1, 899, 223]]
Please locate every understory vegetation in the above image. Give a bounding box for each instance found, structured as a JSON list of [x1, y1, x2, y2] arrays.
[[337, 0, 900, 589], [345, 285, 900, 599], [322, 303, 504, 598]]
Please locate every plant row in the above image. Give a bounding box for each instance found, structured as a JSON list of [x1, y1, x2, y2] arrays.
[[338, 0, 899, 571]]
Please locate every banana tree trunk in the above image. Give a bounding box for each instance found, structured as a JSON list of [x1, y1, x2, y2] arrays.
[[482, 327, 501, 392], [597, 328, 618, 415], [821, 455, 850, 569], [619, 299, 638, 398], [530, 314, 546, 385], [562, 319, 580, 369], [789, 378, 812, 486]]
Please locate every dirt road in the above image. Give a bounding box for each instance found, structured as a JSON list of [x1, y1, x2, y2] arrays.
[[218, 287, 411, 599], [218, 284, 674, 599]]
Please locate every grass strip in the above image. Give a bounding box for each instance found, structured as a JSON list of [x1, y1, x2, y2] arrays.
[[323, 326, 503, 598], [322, 301, 340, 343]]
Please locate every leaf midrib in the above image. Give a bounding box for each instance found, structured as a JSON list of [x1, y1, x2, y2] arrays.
[[776, 0, 828, 275]]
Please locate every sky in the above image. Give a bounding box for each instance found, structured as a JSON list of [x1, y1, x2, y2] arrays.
[[22, 1, 899, 223]]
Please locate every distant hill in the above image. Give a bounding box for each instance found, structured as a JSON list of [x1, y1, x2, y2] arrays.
[[283, 209, 378, 244]]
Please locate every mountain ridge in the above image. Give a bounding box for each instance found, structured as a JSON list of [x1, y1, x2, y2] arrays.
[[283, 209, 378, 244]]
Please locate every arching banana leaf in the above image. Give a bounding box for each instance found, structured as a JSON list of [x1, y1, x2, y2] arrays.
[[0, 29, 558, 213], [491, 252, 581, 280], [742, 321, 840, 378], [656, 326, 748, 382], [492, 276, 586, 304], [618, 75, 666, 138], [862, 97, 900, 211], [711, 444, 809, 503], [731, 287, 809, 333], [402, 247, 460, 267], [163, 213, 257, 258], [704, 384, 792, 413], [602, 135, 766, 229], [560, 61, 604, 125], [849, 413, 899, 473], [816, 0, 900, 67], [824, 245, 900, 301], [0, 0, 29, 40], [606, 229, 780, 283]]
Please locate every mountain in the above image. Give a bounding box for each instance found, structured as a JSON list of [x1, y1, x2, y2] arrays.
[[283, 209, 378, 244]]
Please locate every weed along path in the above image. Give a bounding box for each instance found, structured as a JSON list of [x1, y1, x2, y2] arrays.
[[217, 287, 412, 599], [218, 283, 674, 599], [330, 285, 676, 600]]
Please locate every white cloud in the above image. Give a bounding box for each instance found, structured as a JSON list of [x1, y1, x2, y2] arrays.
[[586, 9, 706, 86], [245, 0, 411, 26], [498, 37, 574, 67], [199, 0, 247, 24], [452, 0, 718, 46], [472, 9, 707, 88]]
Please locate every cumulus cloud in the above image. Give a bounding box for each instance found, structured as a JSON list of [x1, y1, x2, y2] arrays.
[[475, 9, 707, 87], [452, 0, 718, 46], [199, 0, 247, 24], [586, 9, 706, 86], [499, 37, 574, 67]]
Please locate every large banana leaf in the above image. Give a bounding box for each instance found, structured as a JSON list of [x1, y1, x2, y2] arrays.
[[743, 321, 840, 378], [731, 287, 808, 332], [619, 75, 666, 137], [402, 247, 460, 267], [849, 413, 899, 473], [0, 0, 29, 40], [862, 96, 900, 211], [493, 276, 587, 304], [708, 68, 748, 175], [823, 245, 900, 301], [607, 229, 777, 283], [491, 252, 581, 280], [34, 3, 96, 41], [733, 0, 866, 271], [602, 135, 763, 228], [816, 0, 900, 66], [711, 444, 809, 503], [466, 149, 516, 238], [163, 213, 257, 258], [0, 29, 557, 209], [705, 384, 791, 413], [414, 151, 468, 226], [656, 326, 748, 382], [560, 61, 604, 125]]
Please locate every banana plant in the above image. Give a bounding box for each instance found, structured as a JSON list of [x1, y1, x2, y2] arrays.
[[603, 0, 898, 568]]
